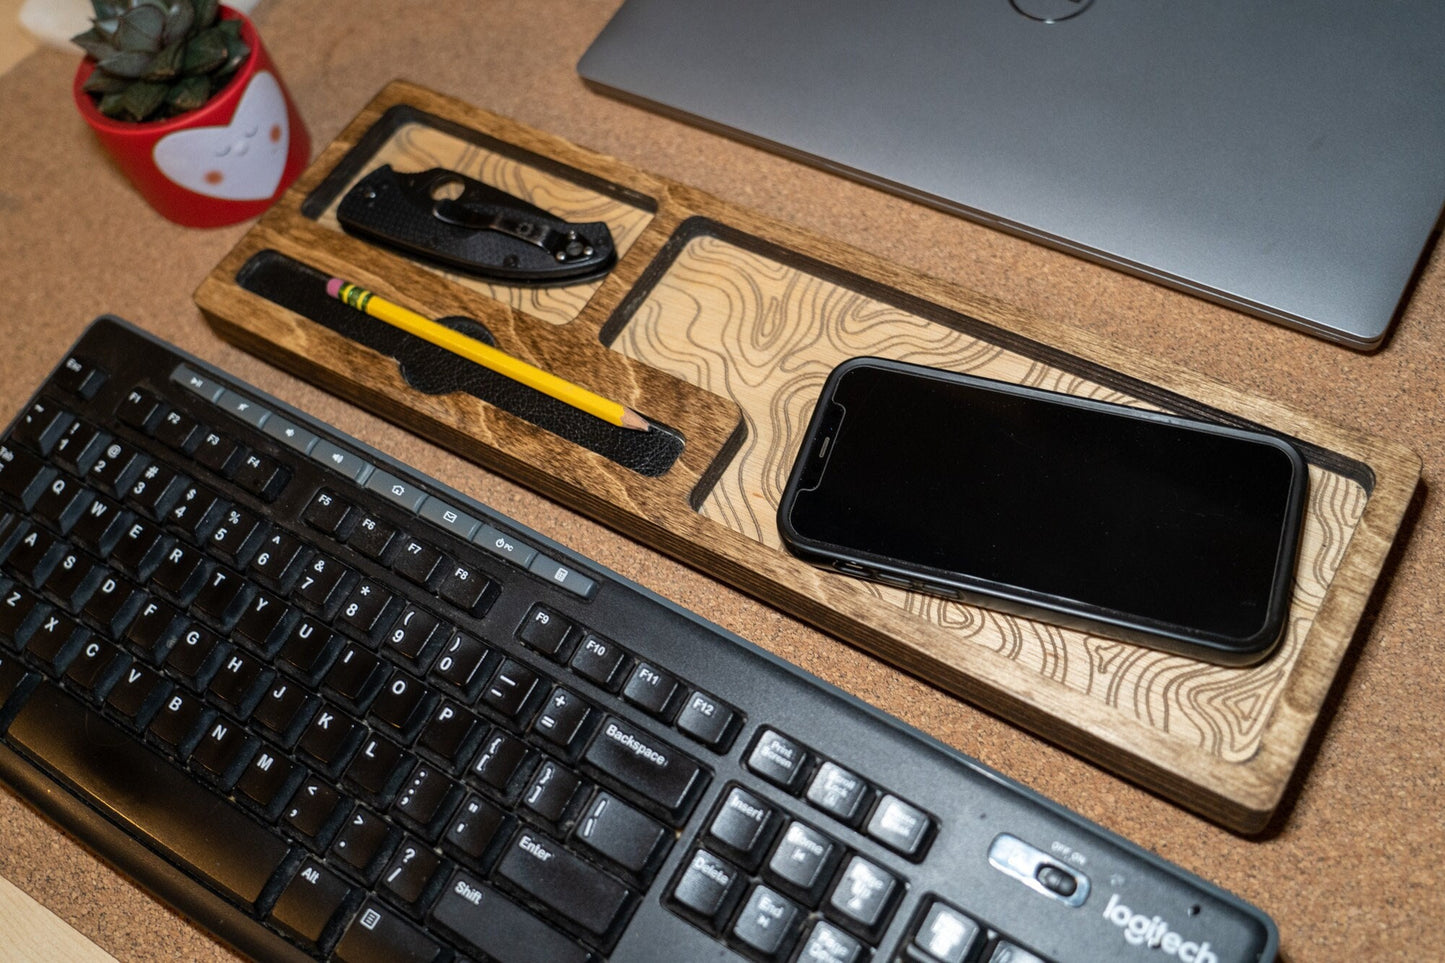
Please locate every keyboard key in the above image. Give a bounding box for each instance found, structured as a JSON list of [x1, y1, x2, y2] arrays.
[[392, 763, 456, 830], [767, 820, 838, 899], [622, 662, 680, 717], [105, 660, 166, 724], [747, 729, 809, 793], [270, 857, 354, 947], [232, 450, 289, 501], [732, 884, 801, 958], [676, 688, 739, 750], [380, 835, 443, 905], [909, 899, 982, 963], [517, 604, 574, 659], [0, 444, 54, 510], [481, 657, 538, 719], [8, 684, 289, 908], [344, 733, 410, 801], [235, 744, 300, 813], [807, 762, 870, 825], [428, 632, 489, 691], [574, 791, 669, 875], [303, 488, 352, 536], [418, 496, 481, 541], [250, 530, 305, 589], [331, 806, 396, 880], [282, 777, 342, 843], [569, 633, 629, 691], [346, 513, 396, 561], [365, 469, 427, 513], [533, 685, 593, 753], [392, 536, 443, 586], [54, 354, 106, 400], [416, 699, 478, 764], [431, 871, 591, 963], [471, 728, 533, 793], [12, 401, 73, 455], [865, 793, 933, 858], [827, 855, 899, 935], [383, 603, 441, 660], [435, 560, 495, 616], [522, 759, 582, 822], [444, 794, 508, 862], [116, 392, 161, 441], [155, 532, 218, 596], [671, 848, 743, 929], [192, 429, 240, 476], [153, 407, 201, 452], [370, 669, 432, 733], [474, 524, 537, 568], [527, 553, 597, 598], [707, 786, 778, 869], [496, 828, 632, 936], [334, 897, 443, 963], [582, 716, 705, 820], [798, 920, 865, 963]]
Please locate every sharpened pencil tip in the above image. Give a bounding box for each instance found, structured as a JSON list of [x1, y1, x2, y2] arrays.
[[621, 408, 651, 432]]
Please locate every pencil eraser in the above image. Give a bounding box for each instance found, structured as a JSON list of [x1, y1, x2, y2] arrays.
[[325, 278, 343, 298]]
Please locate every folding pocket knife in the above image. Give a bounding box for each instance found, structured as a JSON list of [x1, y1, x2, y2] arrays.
[[336, 165, 617, 285]]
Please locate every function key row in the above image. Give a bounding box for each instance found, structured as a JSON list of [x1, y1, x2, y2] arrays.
[[169, 365, 597, 599], [515, 603, 743, 753]]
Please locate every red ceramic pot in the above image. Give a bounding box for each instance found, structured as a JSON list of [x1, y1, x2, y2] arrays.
[[72, 7, 310, 227]]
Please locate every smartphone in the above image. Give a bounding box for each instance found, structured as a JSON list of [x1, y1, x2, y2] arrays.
[[776, 358, 1309, 665]]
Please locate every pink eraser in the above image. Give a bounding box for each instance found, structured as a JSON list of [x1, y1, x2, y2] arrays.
[[325, 278, 343, 298]]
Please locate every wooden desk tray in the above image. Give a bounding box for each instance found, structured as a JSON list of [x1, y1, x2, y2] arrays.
[[195, 80, 1420, 833]]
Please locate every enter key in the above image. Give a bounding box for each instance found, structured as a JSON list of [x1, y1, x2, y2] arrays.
[[496, 828, 633, 937]]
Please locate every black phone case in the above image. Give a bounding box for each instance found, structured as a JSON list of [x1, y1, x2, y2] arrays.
[[776, 357, 1310, 666]]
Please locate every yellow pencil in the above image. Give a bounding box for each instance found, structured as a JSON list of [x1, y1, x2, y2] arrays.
[[327, 278, 650, 431]]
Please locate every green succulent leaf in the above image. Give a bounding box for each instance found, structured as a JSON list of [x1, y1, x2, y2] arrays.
[[181, 28, 228, 75], [192, 0, 220, 30], [71, 26, 119, 61], [96, 48, 159, 79], [165, 74, 212, 113], [81, 69, 131, 94], [78, 0, 252, 121], [219, 34, 251, 77], [143, 39, 185, 80], [161, 0, 196, 46], [113, 4, 165, 53], [90, 1, 128, 20], [101, 79, 168, 121]]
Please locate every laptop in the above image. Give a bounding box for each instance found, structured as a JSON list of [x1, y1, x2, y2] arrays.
[[578, 0, 1445, 350]]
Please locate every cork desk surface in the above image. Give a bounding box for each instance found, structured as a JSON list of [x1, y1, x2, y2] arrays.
[[0, 2, 1441, 960]]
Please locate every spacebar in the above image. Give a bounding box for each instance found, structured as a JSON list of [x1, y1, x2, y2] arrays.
[[8, 684, 290, 907]]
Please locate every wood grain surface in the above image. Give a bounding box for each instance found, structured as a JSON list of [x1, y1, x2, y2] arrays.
[[614, 232, 1368, 766], [195, 81, 1420, 833]]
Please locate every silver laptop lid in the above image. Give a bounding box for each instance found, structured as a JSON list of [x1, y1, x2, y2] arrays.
[[579, 0, 1445, 349]]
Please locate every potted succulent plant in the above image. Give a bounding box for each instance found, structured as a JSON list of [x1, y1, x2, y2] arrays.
[[72, 0, 310, 227]]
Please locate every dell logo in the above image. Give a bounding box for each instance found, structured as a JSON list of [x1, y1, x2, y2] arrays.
[[1011, 0, 1093, 22]]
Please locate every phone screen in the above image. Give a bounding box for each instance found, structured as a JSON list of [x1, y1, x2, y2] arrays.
[[779, 360, 1307, 657]]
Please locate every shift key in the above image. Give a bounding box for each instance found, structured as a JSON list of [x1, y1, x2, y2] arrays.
[[433, 870, 593, 963], [582, 715, 706, 820]]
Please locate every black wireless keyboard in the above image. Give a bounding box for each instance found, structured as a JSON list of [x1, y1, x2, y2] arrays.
[[0, 317, 1278, 963]]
